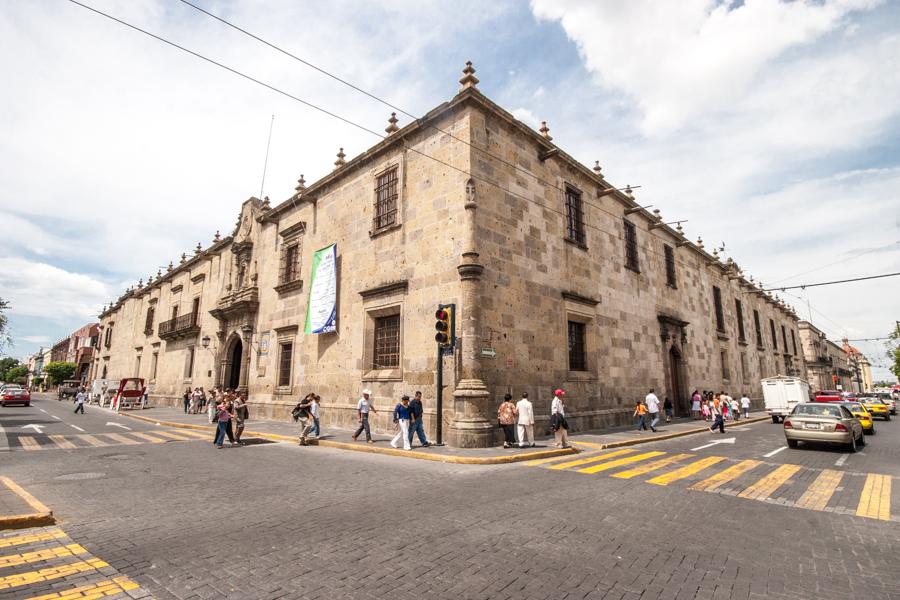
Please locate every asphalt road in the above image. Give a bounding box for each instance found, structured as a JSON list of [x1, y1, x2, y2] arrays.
[[2, 394, 899, 599]]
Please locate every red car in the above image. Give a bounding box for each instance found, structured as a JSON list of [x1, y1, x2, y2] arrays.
[[814, 390, 843, 403], [1, 387, 31, 407]]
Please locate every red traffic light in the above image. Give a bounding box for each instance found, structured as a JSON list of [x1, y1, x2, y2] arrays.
[[435, 309, 449, 320]]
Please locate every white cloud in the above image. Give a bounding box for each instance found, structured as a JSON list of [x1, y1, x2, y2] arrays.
[[0, 258, 112, 321], [510, 107, 539, 126], [21, 336, 51, 344]]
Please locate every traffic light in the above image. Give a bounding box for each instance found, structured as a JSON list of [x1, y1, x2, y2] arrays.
[[832, 374, 838, 384], [435, 304, 455, 349]]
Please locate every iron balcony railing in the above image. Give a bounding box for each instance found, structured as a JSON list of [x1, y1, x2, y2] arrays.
[[158, 312, 199, 338]]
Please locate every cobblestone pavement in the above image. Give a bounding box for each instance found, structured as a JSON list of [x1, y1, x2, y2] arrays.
[[2, 396, 899, 599]]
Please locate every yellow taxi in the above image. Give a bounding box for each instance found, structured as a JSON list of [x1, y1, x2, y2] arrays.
[[842, 402, 875, 434], [859, 396, 890, 421]]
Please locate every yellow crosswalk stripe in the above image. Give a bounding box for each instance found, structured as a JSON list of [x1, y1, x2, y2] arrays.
[[612, 453, 694, 479], [737, 464, 802, 500], [0, 557, 108, 590], [153, 430, 195, 441], [524, 452, 596, 467], [102, 433, 140, 445], [577, 451, 665, 475], [547, 449, 636, 470], [25, 575, 141, 599], [795, 469, 844, 511], [19, 436, 42, 451], [169, 428, 212, 439], [47, 435, 77, 450], [0, 543, 88, 569], [647, 456, 726, 486], [569, 441, 607, 449], [0, 529, 67, 550], [129, 432, 167, 443], [77, 434, 107, 447], [856, 473, 892, 521], [691, 459, 762, 492]]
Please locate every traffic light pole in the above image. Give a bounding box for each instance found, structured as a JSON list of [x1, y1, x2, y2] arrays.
[[435, 344, 444, 446]]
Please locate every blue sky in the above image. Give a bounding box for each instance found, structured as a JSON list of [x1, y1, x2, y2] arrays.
[[1, 0, 898, 378]]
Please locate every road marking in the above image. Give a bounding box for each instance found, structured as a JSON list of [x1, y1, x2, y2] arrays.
[[577, 451, 665, 474], [171, 428, 213, 439], [51, 416, 61, 420], [548, 449, 636, 470], [106, 422, 132, 430], [25, 575, 141, 599], [0, 529, 67, 550], [835, 454, 850, 467], [22, 424, 46, 434], [647, 456, 726, 486], [47, 435, 76, 450], [68, 424, 85, 433], [129, 432, 166, 444], [102, 433, 140, 445], [38, 409, 47, 413], [153, 430, 195, 441], [763, 446, 788, 458], [75, 434, 106, 447], [738, 464, 802, 500], [569, 441, 607, 449], [691, 459, 762, 492], [690, 437, 735, 451], [18, 436, 42, 451], [795, 469, 844, 511], [856, 473, 892, 521], [524, 452, 596, 467], [611, 453, 694, 479], [0, 557, 109, 591], [0, 543, 88, 569]]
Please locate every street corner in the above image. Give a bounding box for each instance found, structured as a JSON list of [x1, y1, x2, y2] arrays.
[[0, 477, 54, 531]]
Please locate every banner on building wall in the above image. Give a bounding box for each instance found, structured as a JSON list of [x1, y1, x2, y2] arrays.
[[305, 243, 337, 334]]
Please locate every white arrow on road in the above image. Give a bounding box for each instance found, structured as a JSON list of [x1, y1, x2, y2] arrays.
[[106, 422, 132, 431], [22, 424, 46, 434], [691, 437, 736, 451]]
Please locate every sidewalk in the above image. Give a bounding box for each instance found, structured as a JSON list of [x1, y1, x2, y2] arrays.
[[0, 476, 55, 530]]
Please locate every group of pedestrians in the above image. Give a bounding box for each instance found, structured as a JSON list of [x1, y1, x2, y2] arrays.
[[210, 388, 249, 448], [689, 390, 751, 424], [497, 389, 570, 448], [633, 389, 666, 432], [292, 393, 321, 445], [183, 387, 208, 414]]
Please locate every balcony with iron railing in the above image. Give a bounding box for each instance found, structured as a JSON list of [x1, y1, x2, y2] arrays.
[[158, 312, 200, 340]]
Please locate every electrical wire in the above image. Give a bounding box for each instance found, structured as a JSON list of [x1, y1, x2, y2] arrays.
[[759, 272, 900, 292], [765, 240, 900, 286]]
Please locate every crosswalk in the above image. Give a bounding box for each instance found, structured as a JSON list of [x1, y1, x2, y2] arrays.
[[527, 448, 896, 522], [4, 428, 210, 452], [0, 525, 153, 599]]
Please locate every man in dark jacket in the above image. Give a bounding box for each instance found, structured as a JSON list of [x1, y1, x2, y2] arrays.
[[407, 390, 430, 448]]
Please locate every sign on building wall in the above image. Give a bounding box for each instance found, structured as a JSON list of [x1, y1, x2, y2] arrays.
[[258, 331, 270, 355], [305, 243, 337, 334]]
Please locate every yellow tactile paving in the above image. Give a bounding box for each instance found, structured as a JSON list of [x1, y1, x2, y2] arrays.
[[0, 529, 67, 550], [612, 453, 694, 479], [101, 433, 140, 445], [19, 436, 42, 451], [577, 451, 665, 475], [690, 459, 762, 492], [129, 432, 167, 444], [647, 456, 726, 486], [0, 543, 88, 569], [25, 575, 141, 600], [856, 473, 892, 521], [737, 464, 802, 500], [547, 449, 636, 470], [0, 557, 108, 590], [47, 435, 77, 450], [795, 469, 844, 511], [76, 435, 107, 447]]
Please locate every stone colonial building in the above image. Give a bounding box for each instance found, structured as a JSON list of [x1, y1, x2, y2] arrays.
[[94, 64, 807, 447], [798, 321, 854, 391]]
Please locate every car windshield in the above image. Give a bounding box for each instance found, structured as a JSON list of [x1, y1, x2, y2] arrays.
[[794, 404, 842, 418], [843, 403, 865, 412]]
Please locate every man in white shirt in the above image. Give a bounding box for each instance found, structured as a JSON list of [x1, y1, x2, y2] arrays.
[[74, 388, 87, 414], [645, 389, 660, 432], [740, 393, 751, 418], [516, 392, 535, 448], [352, 389, 378, 443]]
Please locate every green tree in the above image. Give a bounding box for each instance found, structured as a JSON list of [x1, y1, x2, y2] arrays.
[[43, 361, 77, 385], [0, 297, 11, 352], [888, 325, 900, 381], [4, 365, 28, 385], [0, 357, 20, 381], [32, 376, 44, 387]]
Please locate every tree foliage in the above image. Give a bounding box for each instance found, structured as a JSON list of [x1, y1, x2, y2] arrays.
[[0, 297, 10, 352], [0, 357, 20, 381], [3, 365, 28, 385], [888, 325, 900, 381], [43, 361, 77, 385]]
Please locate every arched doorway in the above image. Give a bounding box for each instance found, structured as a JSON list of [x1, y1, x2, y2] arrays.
[[223, 336, 243, 390], [668, 345, 686, 417]]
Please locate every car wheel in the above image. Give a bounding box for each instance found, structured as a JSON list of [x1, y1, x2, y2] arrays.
[[771, 415, 780, 424], [787, 439, 798, 449], [870, 427, 876, 435], [848, 434, 858, 453], [885, 414, 891, 421], [858, 432, 866, 447]]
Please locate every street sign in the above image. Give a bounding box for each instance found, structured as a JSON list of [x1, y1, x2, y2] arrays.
[[481, 347, 496, 358]]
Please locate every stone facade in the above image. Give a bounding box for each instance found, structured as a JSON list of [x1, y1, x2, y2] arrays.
[[94, 65, 808, 447], [798, 320, 853, 392]]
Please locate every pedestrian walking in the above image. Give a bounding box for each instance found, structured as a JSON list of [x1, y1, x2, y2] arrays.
[[691, 390, 701, 420], [516, 392, 535, 448], [352, 389, 378, 443], [550, 389, 569, 448], [183, 387, 191, 413], [390, 395, 412, 450], [207, 388, 218, 424], [407, 390, 429, 447], [663, 396, 673, 423], [741, 393, 751, 418], [308, 394, 320, 438], [701, 399, 710, 421], [74, 388, 87, 414], [645, 389, 660, 432], [199, 387, 207, 412], [213, 398, 234, 448], [730, 396, 741, 421], [293, 393, 315, 446], [190, 388, 200, 414], [497, 394, 518, 448], [709, 394, 725, 434], [232, 391, 248, 445], [634, 399, 648, 431]]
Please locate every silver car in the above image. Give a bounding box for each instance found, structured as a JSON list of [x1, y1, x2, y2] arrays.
[[784, 402, 865, 452]]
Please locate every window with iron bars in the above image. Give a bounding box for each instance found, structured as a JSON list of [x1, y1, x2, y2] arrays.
[[770, 319, 778, 350], [624, 221, 639, 271], [565, 185, 585, 246], [277, 342, 293, 387], [373, 167, 399, 231], [781, 325, 788, 354], [567, 321, 587, 371], [373, 314, 401, 369], [791, 329, 797, 356], [735, 299, 745, 341], [144, 306, 155, 336], [664, 244, 677, 288], [279, 242, 301, 284], [713, 286, 725, 332], [754, 310, 763, 347]]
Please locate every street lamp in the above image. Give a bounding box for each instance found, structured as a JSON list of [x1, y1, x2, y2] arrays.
[[201, 335, 211, 349]]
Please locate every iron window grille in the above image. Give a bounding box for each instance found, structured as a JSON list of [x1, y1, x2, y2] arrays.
[[624, 221, 639, 271], [373, 314, 401, 369], [278, 342, 293, 387], [721, 350, 730, 380], [565, 185, 586, 246], [781, 325, 788, 354], [144, 307, 155, 336], [280, 242, 301, 284], [567, 320, 587, 371], [374, 167, 399, 231], [791, 330, 798, 356], [753, 310, 763, 347], [713, 286, 725, 332], [770, 319, 778, 350], [735, 299, 746, 341], [185, 346, 195, 379], [664, 244, 677, 288]]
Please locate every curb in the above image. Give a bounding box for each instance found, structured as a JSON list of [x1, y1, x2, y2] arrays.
[[0, 476, 55, 530], [574, 415, 771, 450], [116, 412, 578, 465]]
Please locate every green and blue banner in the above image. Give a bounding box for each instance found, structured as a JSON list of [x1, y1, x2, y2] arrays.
[[305, 243, 337, 334]]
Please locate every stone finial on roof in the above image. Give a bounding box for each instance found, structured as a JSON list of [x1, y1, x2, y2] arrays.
[[334, 148, 346, 170], [697, 236, 704, 249], [459, 61, 479, 91], [195, 243, 202, 255], [295, 175, 306, 193], [712, 248, 720, 260], [262, 196, 271, 211], [539, 121, 552, 141], [625, 185, 634, 199], [593, 161, 602, 176], [653, 208, 662, 221], [385, 112, 399, 135], [676, 222, 684, 235], [180, 253, 187, 264], [137, 278, 143, 287], [213, 230, 221, 242], [157, 269, 162, 279], [167, 261, 173, 272]]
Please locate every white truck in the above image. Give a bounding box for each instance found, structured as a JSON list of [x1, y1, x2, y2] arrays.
[[761, 376, 812, 423]]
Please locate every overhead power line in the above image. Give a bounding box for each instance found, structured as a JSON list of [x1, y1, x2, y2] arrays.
[[759, 272, 900, 292], [766, 240, 900, 286]]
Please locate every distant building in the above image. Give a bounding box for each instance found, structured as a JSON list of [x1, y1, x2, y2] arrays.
[[798, 321, 854, 391], [50, 338, 70, 363], [842, 338, 873, 393]]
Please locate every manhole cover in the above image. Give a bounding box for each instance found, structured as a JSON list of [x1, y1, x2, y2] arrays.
[[55, 472, 106, 481]]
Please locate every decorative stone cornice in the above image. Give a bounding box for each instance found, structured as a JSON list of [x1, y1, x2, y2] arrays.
[[562, 291, 600, 306], [359, 280, 409, 299]]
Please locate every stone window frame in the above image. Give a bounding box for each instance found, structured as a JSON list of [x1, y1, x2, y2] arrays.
[[104, 323, 114, 349], [623, 220, 640, 273], [149, 344, 160, 382], [273, 326, 298, 395], [563, 183, 587, 249], [360, 281, 407, 382], [276, 221, 306, 295], [370, 158, 405, 238], [712, 286, 726, 333], [664, 244, 677, 288], [770, 318, 778, 351], [184, 345, 195, 381], [563, 295, 599, 382], [753, 309, 764, 349]]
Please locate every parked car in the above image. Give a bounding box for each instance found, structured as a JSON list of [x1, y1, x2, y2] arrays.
[[814, 390, 843, 402], [842, 402, 875, 435], [784, 402, 865, 452], [859, 396, 891, 421], [1, 387, 31, 407]]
